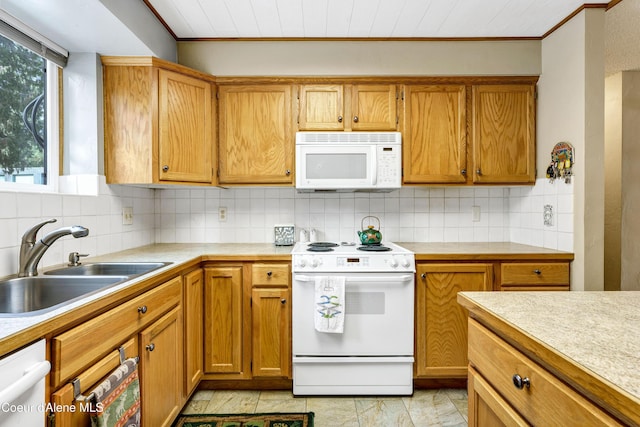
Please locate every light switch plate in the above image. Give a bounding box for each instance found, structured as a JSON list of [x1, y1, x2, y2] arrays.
[[122, 207, 133, 225]]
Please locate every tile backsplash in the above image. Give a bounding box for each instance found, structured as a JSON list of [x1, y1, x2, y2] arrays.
[[0, 180, 155, 278], [0, 177, 572, 277]]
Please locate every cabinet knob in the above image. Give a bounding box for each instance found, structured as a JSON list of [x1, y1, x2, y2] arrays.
[[533, 269, 541, 275], [267, 271, 273, 277], [353, 115, 359, 123], [512, 374, 530, 390], [137, 306, 147, 314], [476, 169, 482, 176], [285, 169, 291, 176], [146, 343, 155, 352], [281, 298, 287, 304], [162, 165, 169, 172], [338, 115, 343, 123], [461, 169, 467, 176], [420, 273, 426, 280]]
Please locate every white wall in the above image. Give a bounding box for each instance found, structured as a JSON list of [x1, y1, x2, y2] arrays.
[[538, 9, 605, 291]]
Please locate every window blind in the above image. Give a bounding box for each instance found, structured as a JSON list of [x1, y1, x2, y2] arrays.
[[0, 10, 68, 67]]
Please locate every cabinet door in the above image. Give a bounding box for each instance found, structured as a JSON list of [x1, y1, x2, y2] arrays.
[[218, 85, 294, 184], [472, 84, 535, 184], [158, 69, 213, 183], [468, 367, 528, 427], [403, 85, 467, 183], [298, 84, 344, 130], [351, 84, 397, 131], [183, 269, 204, 397], [415, 263, 492, 378], [140, 307, 183, 427], [251, 287, 291, 378], [204, 266, 247, 376]]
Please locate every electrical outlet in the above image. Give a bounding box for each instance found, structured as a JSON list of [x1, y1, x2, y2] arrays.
[[472, 206, 481, 222], [122, 207, 134, 225], [218, 207, 227, 222], [544, 205, 554, 227]]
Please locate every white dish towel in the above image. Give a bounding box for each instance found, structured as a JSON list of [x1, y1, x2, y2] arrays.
[[314, 276, 346, 333]]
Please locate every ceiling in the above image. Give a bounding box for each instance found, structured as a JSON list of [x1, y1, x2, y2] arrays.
[[144, 0, 590, 39]]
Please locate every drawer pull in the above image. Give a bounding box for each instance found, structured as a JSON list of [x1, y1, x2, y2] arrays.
[[420, 273, 426, 280], [267, 271, 273, 277], [137, 306, 148, 314], [512, 374, 530, 390], [281, 298, 286, 304], [146, 343, 155, 352], [533, 269, 542, 275]]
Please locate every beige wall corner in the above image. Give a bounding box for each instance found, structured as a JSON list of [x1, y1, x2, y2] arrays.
[[538, 8, 605, 291]]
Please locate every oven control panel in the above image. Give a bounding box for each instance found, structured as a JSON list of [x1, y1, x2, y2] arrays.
[[293, 254, 415, 272]]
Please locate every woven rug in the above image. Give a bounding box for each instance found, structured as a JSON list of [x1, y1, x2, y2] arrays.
[[173, 412, 314, 427]]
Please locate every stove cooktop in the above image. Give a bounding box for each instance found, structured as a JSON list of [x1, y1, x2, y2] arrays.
[[291, 241, 415, 273]]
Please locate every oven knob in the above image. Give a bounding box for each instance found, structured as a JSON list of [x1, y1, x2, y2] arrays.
[[389, 257, 399, 268], [401, 257, 411, 268], [310, 257, 320, 268], [295, 258, 307, 268]]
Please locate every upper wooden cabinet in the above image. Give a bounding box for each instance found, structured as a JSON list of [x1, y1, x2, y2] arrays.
[[472, 84, 536, 184], [218, 85, 295, 185], [403, 85, 467, 184], [298, 84, 398, 131], [403, 80, 536, 185], [102, 56, 216, 185]]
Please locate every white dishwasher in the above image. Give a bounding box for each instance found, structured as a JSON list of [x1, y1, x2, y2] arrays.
[[0, 339, 50, 426]]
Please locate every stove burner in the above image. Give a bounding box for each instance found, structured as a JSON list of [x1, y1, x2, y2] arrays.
[[308, 242, 339, 248], [357, 244, 392, 252], [307, 246, 334, 252]]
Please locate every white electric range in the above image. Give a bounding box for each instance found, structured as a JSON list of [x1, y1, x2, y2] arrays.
[[291, 241, 415, 395]]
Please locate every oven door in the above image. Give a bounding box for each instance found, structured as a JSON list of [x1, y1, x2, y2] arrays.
[[295, 144, 376, 189], [292, 273, 414, 356]]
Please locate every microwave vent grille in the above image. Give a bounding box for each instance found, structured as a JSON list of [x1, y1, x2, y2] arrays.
[[296, 132, 400, 144]]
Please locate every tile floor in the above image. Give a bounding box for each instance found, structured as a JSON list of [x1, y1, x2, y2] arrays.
[[181, 388, 468, 427]]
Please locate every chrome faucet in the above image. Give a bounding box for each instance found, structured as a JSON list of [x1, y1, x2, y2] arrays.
[[18, 218, 90, 277]]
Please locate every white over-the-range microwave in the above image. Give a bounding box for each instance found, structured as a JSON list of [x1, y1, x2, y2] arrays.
[[295, 131, 402, 192]]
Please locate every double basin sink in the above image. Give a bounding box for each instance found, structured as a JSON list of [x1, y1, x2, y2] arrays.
[[0, 262, 170, 316]]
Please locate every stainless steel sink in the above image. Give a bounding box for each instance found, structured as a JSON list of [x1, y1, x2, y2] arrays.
[[0, 276, 129, 316], [44, 262, 170, 277]]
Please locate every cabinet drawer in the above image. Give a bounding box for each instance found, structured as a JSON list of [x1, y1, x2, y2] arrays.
[[468, 319, 622, 426], [52, 276, 181, 387], [252, 264, 290, 286], [500, 262, 569, 286]]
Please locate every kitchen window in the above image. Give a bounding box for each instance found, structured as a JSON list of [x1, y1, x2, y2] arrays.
[[0, 11, 65, 191]]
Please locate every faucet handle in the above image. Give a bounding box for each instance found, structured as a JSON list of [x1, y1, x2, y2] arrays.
[[68, 252, 89, 266], [22, 218, 57, 244]]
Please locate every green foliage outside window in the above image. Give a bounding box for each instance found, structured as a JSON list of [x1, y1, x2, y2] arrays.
[[0, 33, 46, 182]]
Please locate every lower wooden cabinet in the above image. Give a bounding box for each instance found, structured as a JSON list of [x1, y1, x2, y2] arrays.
[[203, 262, 291, 381], [49, 276, 183, 427], [415, 263, 493, 379], [467, 319, 623, 426], [183, 268, 204, 397], [499, 261, 570, 291], [251, 285, 290, 378], [468, 366, 528, 427], [140, 306, 183, 427], [204, 266, 247, 377]]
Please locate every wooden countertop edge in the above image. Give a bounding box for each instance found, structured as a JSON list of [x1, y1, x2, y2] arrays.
[[414, 253, 574, 261], [457, 293, 640, 426]]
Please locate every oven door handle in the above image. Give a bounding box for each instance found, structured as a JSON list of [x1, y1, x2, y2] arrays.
[[294, 274, 414, 283]]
